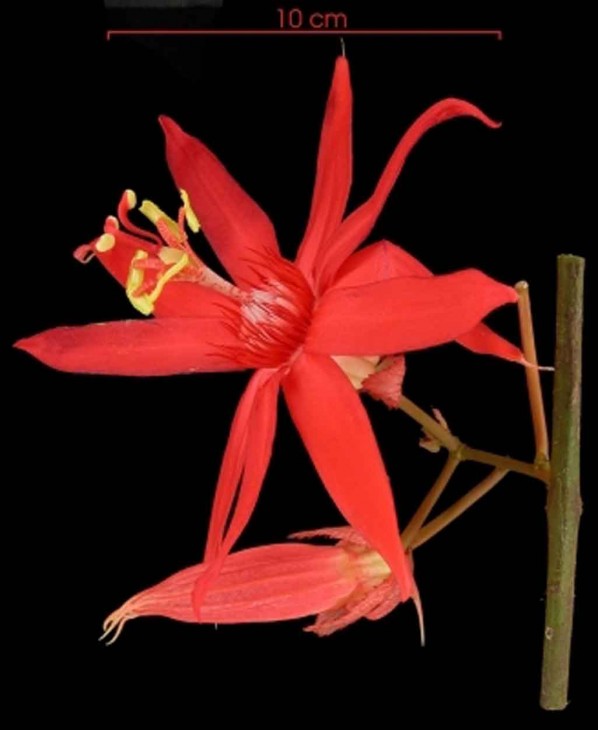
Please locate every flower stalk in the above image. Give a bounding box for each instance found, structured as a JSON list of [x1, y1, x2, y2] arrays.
[[402, 454, 460, 549], [410, 468, 508, 549], [398, 396, 550, 483], [516, 281, 550, 465]]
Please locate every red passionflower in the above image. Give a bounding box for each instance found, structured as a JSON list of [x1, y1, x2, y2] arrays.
[[16, 57, 523, 614], [100, 528, 412, 643]]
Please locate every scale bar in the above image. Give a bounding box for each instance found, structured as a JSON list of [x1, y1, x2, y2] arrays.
[[106, 28, 503, 41]]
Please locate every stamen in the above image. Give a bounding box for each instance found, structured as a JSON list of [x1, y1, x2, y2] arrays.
[[117, 189, 162, 245], [96, 233, 116, 253], [180, 189, 200, 233], [139, 199, 182, 242], [125, 189, 136, 209], [156, 218, 186, 250], [104, 215, 120, 233]]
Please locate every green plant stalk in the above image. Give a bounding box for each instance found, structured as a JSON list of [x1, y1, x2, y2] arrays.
[[540, 255, 584, 711]]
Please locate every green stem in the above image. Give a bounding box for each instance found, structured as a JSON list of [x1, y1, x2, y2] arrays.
[[398, 396, 550, 483], [540, 255, 584, 711]]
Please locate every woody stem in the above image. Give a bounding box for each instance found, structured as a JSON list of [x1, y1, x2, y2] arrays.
[[398, 396, 550, 484]]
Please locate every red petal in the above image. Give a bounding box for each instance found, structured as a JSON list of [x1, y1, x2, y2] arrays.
[[203, 369, 281, 562], [295, 57, 352, 281], [160, 115, 280, 289], [201, 544, 354, 623], [314, 99, 500, 289], [306, 270, 518, 356], [332, 240, 526, 363], [14, 318, 244, 375], [332, 239, 430, 287], [152, 282, 234, 319], [282, 352, 415, 598]]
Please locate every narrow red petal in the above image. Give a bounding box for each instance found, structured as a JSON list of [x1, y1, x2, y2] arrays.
[[14, 318, 245, 375], [203, 369, 280, 562], [295, 56, 352, 281], [282, 352, 415, 598], [221, 372, 281, 554], [331, 239, 526, 363], [203, 372, 265, 562], [456, 323, 527, 364], [306, 270, 518, 356], [314, 99, 500, 289], [160, 115, 280, 289]]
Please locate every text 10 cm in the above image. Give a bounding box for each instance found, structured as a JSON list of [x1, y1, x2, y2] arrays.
[[277, 8, 349, 30]]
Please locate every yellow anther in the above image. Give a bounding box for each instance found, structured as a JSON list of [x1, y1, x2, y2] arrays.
[[96, 233, 116, 253], [125, 189, 137, 209], [126, 251, 152, 315], [159, 247, 186, 265], [126, 249, 190, 316], [180, 189, 200, 233], [139, 199, 181, 241]]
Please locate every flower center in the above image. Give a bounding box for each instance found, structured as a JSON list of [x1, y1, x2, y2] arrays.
[[233, 254, 315, 368]]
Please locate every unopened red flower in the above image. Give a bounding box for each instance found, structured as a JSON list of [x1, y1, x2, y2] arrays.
[[16, 56, 522, 616], [101, 528, 416, 642]]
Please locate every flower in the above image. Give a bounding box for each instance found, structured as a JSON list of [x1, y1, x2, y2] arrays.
[[16, 56, 522, 615], [100, 527, 415, 643]]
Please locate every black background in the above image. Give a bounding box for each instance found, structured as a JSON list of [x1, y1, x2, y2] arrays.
[[8, 0, 592, 721]]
